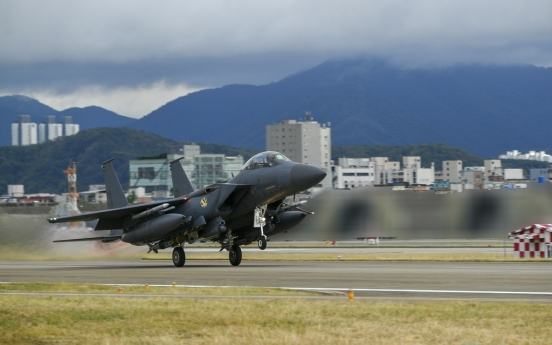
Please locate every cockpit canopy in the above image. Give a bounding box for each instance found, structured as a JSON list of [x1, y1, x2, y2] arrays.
[[242, 151, 291, 170]]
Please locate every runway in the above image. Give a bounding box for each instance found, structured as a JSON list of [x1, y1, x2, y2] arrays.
[[2, 258, 551, 302]]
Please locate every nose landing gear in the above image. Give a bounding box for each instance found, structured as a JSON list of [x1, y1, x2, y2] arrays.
[[258, 236, 267, 250], [255, 205, 269, 250]]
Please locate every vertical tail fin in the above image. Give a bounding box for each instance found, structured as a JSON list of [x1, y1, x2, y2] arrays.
[[102, 159, 129, 209], [170, 157, 194, 197]]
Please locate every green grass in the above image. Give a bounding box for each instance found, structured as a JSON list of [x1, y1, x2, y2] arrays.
[[0, 282, 312, 296], [1, 294, 551, 344]]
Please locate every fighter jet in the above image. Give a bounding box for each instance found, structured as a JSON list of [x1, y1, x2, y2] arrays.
[[48, 151, 326, 267]]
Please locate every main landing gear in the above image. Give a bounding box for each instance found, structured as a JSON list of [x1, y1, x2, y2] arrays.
[[229, 245, 242, 266], [172, 247, 185, 267], [172, 244, 241, 267]]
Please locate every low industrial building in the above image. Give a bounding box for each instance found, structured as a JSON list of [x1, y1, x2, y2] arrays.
[[332, 158, 375, 189]]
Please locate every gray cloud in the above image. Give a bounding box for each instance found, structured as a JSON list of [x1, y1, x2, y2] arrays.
[[1, 1, 550, 63], [1, 0, 551, 116], [0, 54, 326, 91]]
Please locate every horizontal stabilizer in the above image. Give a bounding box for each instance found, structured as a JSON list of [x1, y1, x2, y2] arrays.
[[47, 198, 187, 225], [53, 236, 122, 243]]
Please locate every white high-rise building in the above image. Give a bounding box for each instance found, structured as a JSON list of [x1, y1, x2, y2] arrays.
[[11, 123, 19, 146], [17, 115, 80, 145], [62, 116, 79, 136], [48, 123, 63, 140], [20, 123, 38, 145], [38, 124, 46, 143], [64, 124, 80, 136], [12, 115, 38, 146], [266, 113, 331, 169], [39, 115, 56, 143]]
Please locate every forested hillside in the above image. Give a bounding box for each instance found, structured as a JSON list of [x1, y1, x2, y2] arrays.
[[2, 126, 545, 195], [0, 128, 261, 194]]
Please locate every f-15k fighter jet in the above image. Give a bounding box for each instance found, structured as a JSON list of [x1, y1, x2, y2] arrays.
[[48, 151, 326, 267]]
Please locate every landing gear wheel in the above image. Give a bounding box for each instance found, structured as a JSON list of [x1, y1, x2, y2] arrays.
[[258, 236, 267, 250], [229, 245, 242, 266], [172, 247, 185, 267]]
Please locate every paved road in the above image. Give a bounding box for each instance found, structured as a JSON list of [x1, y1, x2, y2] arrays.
[[2, 259, 551, 302]]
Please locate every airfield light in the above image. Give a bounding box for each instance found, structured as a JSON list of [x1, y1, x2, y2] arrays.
[[347, 289, 354, 302], [118, 287, 123, 294]]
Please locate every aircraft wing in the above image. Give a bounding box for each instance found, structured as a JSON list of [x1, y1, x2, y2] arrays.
[[53, 236, 122, 243], [47, 198, 187, 224]]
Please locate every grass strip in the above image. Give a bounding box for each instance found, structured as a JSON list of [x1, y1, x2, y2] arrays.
[[1, 295, 550, 344], [0, 282, 313, 296]]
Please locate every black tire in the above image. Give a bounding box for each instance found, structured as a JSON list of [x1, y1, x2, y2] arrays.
[[172, 247, 185, 267], [229, 245, 242, 266], [258, 236, 267, 250]]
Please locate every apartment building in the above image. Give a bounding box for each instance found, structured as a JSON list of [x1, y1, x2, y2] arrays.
[[13, 115, 79, 146], [266, 116, 331, 169], [442, 160, 463, 182]]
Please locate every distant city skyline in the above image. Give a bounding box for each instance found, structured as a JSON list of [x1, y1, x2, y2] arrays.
[[11, 115, 79, 146]]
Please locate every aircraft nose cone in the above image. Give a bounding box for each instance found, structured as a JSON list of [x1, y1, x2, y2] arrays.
[[290, 164, 327, 192]]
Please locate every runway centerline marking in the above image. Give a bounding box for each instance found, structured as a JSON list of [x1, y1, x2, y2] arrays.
[[284, 287, 552, 296], [2, 282, 551, 297], [95, 283, 552, 296]]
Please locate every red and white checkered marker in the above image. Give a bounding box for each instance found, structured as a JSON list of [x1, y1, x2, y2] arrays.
[[509, 224, 552, 258]]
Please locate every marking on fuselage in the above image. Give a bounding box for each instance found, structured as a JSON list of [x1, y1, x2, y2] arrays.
[[200, 198, 208, 208], [265, 185, 275, 190]]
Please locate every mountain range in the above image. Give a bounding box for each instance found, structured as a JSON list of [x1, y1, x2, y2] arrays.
[[1, 59, 551, 157]]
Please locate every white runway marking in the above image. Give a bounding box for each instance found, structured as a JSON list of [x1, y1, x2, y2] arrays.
[[95, 283, 552, 296], [284, 287, 552, 296]]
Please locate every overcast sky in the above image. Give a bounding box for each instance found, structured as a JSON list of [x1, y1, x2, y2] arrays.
[[1, 0, 551, 118]]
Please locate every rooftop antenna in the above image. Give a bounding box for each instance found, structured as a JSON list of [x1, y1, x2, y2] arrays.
[[305, 111, 312, 122]]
